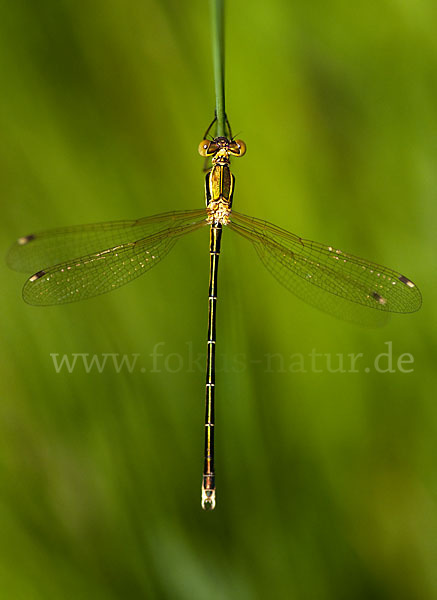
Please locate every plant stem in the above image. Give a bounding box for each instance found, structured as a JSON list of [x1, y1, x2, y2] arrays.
[[211, 0, 226, 137]]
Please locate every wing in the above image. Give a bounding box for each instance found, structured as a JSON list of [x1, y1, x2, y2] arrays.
[[229, 211, 421, 324], [7, 209, 207, 273], [8, 209, 207, 305]]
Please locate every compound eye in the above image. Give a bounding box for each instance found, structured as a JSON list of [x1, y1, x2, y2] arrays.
[[198, 140, 216, 157], [229, 139, 246, 157]]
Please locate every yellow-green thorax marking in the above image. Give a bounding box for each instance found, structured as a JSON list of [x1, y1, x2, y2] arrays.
[[199, 136, 246, 225]]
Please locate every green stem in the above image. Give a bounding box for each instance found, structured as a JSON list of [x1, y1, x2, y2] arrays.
[[211, 0, 226, 137]]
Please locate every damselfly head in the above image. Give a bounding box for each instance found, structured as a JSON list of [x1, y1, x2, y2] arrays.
[[198, 137, 246, 158]]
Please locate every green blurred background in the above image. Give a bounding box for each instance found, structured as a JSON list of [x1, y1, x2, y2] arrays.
[[0, 1, 436, 598]]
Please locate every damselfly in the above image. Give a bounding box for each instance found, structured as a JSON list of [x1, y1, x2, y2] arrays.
[[7, 119, 422, 510]]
